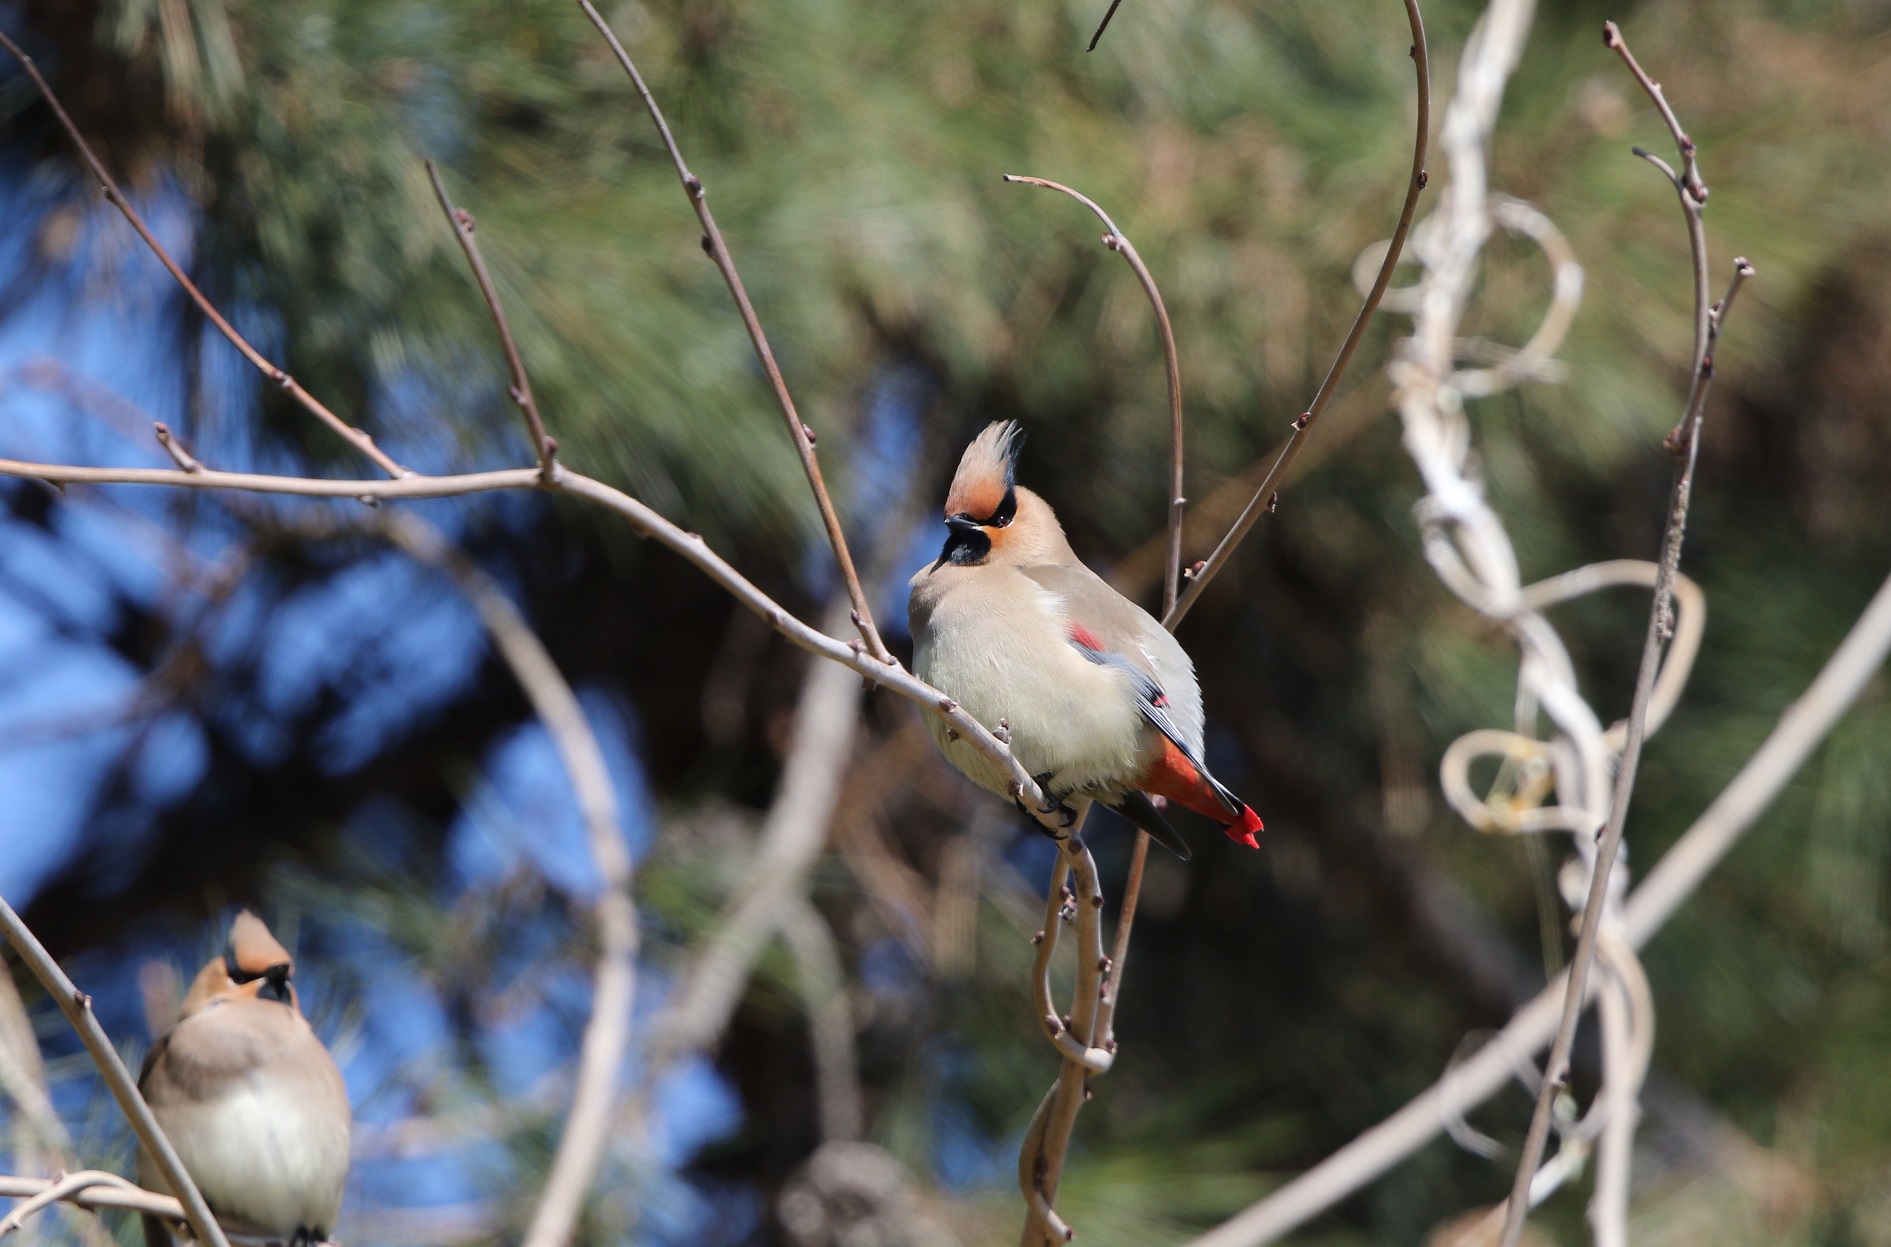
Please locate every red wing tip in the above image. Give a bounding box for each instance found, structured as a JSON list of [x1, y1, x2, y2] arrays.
[[1223, 806, 1264, 849], [1068, 622, 1105, 651]]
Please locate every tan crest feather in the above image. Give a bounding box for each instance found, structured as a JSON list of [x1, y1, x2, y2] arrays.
[[943, 420, 1023, 520], [228, 909, 293, 978]]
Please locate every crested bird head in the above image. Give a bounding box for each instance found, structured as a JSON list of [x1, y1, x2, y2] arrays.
[[931, 421, 1072, 570], [179, 909, 301, 1018]]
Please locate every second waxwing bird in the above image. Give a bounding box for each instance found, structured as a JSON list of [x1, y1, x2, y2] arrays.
[[138, 910, 351, 1247], [908, 420, 1263, 860]]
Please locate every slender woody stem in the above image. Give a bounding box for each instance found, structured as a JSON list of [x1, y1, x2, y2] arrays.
[[0, 30, 409, 480], [1020, 836, 1109, 1247], [1087, 0, 1127, 51], [1000, 176, 1188, 619], [0, 902, 232, 1247], [573, 0, 891, 665], [1165, 0, 1430, 629], [424, 162, 559, 482], [0, 1171, 143, 1235], [0, 1173, 186, 1222], [0, 455, 1056, 818], [1495, 24, 1740, 1239]]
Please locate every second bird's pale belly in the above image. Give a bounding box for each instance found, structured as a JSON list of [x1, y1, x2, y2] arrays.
[[158, 1075, 349, 1237]]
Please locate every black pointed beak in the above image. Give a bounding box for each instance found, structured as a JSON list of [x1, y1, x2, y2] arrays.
[[258, 963, 293, 1005], [931, 514, 987, 571]]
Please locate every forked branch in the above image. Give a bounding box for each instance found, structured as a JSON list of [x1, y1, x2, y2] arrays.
[[1185, 563, 1891, 1247]]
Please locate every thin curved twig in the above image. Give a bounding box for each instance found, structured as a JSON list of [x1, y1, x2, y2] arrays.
[[0, 30, 408, 480], [573, 0, 891, 665], [0, 1171, 143, 1236], [1495, 12, 1748, 1218], [1165, 0, 1431, 629], [1181, 557, 1891, 1247], [0, 1174, 181, 1222], [383, 516, 636, 1247], [0, 904, 232, 1247], [1000, 175, 1187, 618], [425, 162, 558, 482]]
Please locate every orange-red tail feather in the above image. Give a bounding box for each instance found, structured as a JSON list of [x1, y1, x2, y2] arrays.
[[1138, 739, 1263, 849]]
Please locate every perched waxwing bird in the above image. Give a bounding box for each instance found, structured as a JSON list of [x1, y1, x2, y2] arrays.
[[138, 910, 351, 1247], [908, 421, 1264, 860]]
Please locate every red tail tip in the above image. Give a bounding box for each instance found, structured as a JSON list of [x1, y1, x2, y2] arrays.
[[1224, 805, 1263, 849]]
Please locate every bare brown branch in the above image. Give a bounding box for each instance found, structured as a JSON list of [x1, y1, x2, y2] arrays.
[[0, 453, 1057, 815], [573, 0, 891, 665], [1019, 833, 1112, 1247], [424, 162, 558, 482], [1086, 0, 1127, 51], [1165, 0, 1430, 629], [0, 1173, 186, 1222], [1496, 26, 1742, 1239]]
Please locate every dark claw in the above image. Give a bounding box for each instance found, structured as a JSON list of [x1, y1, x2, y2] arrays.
[[1028, 772, 1079, 828]]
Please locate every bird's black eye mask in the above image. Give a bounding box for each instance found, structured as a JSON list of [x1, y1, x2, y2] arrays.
[[225, 949, 294, 1004], [933, 486, 1016, 568]]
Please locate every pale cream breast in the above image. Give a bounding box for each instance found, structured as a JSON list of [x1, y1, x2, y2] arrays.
[[912, 564, 1149, 801]]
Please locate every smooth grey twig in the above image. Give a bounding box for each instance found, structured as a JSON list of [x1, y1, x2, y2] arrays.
[[0, 453, 1059, 817], [0, 1173, 184, 1223], [1000, 175, 1187, 619]]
